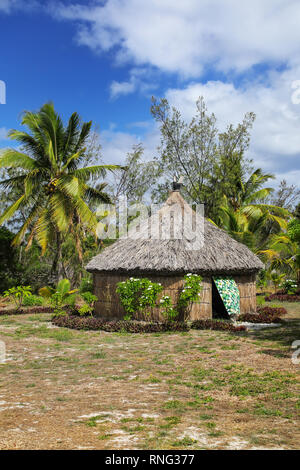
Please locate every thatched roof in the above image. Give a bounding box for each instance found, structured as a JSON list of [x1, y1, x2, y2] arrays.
[[86, 191, 264, 275]]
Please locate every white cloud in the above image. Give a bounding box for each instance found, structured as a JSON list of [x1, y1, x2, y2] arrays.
[[52, 1, 300, 186], [109, 67, 158, 98], [0, 0, 15, 13], [100, 124, 159, 166], [164, 67, 300, 182], [0, 127, 8, 141], [55, 0, 300, 77], [110, 79, 136, 99], [101, 65, 300, 188], [0, 0, 38, 13], [100, 129, 141, 165]]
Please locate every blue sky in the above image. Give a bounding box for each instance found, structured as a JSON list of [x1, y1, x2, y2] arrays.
[[1, 0, 300, 188]]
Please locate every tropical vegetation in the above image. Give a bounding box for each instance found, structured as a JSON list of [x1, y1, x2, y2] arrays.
[[0, 98, 299, 295]]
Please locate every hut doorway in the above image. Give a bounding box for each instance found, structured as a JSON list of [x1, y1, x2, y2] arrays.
[[212, 280, 229, 319], [212, 277, 241, 319]]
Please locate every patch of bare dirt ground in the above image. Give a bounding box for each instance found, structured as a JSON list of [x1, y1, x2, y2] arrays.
[[0, 302, 299, 450]]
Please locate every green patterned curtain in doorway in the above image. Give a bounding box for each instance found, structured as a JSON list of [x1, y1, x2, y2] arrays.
[[213, 277, 240, 316]]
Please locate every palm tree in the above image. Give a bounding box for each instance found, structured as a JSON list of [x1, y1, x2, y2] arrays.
[[260, 232, 300, 288], [0, 103, 123, 281], [217, 194, 289, 253], [227, 168, 275, 211]]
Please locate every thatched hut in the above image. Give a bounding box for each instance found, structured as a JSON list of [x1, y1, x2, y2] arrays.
[[86, 189, 263, 320]]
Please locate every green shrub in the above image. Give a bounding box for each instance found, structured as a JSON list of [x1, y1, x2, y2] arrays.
[[178, 274, 203, 312], [23, 295, 44, 306], [280, 279, 298, 295], [116, 273, 203, 321], [3, 285, 32, 310], [78, 292, 98, 317], [116, 278, 163, 320], [79, 276, 93, 293], [256, 295, 265, 306], [191, 319, 246, 332], [159, 295, 178, 321], [52, 315, 189, 333], [40, 279, 78, 308]]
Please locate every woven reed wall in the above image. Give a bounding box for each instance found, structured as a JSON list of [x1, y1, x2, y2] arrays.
[[93, 272, 257, 320], [234, 273, 257, 314], [93, 273, 212, 321]]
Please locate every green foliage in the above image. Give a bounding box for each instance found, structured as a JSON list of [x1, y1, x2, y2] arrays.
[[288, 219, 300, 244], [217, 193, 289, 253], [78, 292, 98, 316], [0, 226, 18, 291], [79, 275, 93, 293], [177, 274, 203, 313], [268, 270, 285, 292], [280, 279, 298, 295], [0, 102, 124, 282], [150, 96, 255, 219], [256, 295, 265, 307], [159, 295, 178, 321], [256, 269, 268, 291], [38, 286, 53, 298], [81, 292, 98, 306], [52, 308, 68, 318], [107, 143, 161, 203], [23, 295, 44, 306], [116, 274, 202, 321], [40, 279, 78, 308], [78, 304, 93, 317], [52, 315, 189, 332], [116, 278, 163, 319], [294, 202, 300, 220], [3, 285, 32, 310]]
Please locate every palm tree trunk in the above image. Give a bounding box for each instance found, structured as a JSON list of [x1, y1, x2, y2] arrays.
[[51, 232, 64, 283]]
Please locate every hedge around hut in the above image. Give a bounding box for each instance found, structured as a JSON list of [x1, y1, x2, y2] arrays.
[[51, 315, 190, 333], [51, 315, 247, 333]]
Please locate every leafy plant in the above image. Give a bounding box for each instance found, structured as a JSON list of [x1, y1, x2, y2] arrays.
[[237, 312, 283, 324], [3, 285, 32, 310], [78, 292, 98, 317], [191, 319, 246, 332], [52, 315, 189, 333], [0, 103, 123, 282], [38, 286, 53, 298], [81, 292, 98, 306], [257, 306, 287, 316], [78, 304, 93, 317], [23, 295, 44, 306], [265, 293, 300, 302], [116, 277, 163, 319], [268, 270, 285, 293], [256, 295, 265, 307], [280, 279, 298, 295], [40, 279, 78, 308], [178, 274, 203, 317], [116, 274, 202, 321], [79, 276, 93, 294], [159, 295, 178, 321]]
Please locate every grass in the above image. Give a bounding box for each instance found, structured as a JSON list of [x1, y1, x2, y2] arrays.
[[0, 300, 299, 450]]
